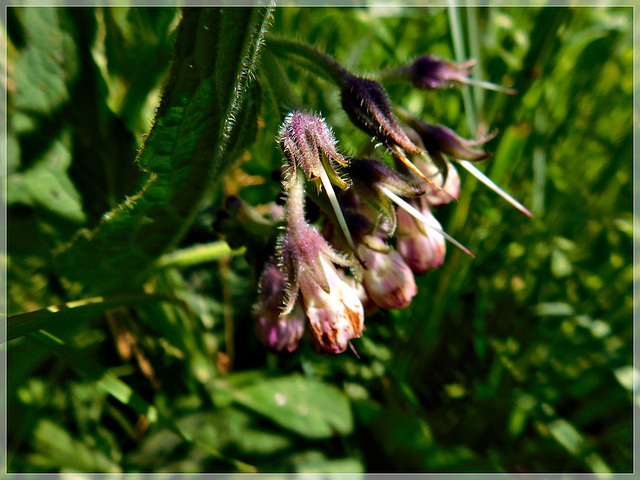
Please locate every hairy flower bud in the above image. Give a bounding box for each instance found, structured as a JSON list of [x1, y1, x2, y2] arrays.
[[279, 111, 350, 191], [340, 74, 422, 155], [253, 263, 305, 353], [388, 55, 516, 94], [396, 202, 446, 273], [358, 244, 417, 310]]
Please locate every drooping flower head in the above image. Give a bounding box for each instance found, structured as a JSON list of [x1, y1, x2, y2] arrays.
[[278, 175, 364, 354]]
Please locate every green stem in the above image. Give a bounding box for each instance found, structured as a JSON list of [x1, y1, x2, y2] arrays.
[[265, 34, 348, 86], [154, 241, 245, 270]]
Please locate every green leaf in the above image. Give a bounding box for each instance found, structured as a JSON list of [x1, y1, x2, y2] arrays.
[[6, 294, 172, 343], [216, 373, 354, 439], [11, 7, 79, 115], [8, 130, 86, 223], [30, 330, 256, 472], [56, 7, 274, 294], [31, 419, 121, 473]]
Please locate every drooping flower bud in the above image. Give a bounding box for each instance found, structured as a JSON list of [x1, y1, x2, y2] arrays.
[[340, 74, 422, 156], [279, 111, 350, 191], [358, 244, 417, 310], [396, 200, 446, 273], [409, 55, 477, 89], [277, 176, 364, 354], [253, 263, 306, 353]]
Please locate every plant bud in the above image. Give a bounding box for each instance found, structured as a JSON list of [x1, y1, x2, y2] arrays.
[[279, 111, 350, 191], [340, 74, 422, 155], [396, 203, 446, 273], [358, 244, 417, 310]]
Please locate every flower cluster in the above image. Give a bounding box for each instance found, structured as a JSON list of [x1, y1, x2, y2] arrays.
[[251, 48, 529, 354]]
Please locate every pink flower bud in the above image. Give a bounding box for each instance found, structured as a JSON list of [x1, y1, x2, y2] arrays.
[[396, 203, 446, 273], [358, 245, 417, 310]]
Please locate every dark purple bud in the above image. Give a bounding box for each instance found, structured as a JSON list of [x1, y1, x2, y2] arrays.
[[279, 111, 350, 191], [340, 74, 422, 156], [417, 122, 495, 162], [409, 55, 476, 89]]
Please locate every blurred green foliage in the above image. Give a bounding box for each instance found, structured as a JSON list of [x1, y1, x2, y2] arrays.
[[5, 5, 633, 475]]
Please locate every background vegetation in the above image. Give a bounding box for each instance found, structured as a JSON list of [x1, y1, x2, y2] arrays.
[[5, 5, 633, 475]]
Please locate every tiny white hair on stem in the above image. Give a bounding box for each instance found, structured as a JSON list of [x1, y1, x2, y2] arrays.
[[457, 160, 532, 217], [380, 186, 474, 258]]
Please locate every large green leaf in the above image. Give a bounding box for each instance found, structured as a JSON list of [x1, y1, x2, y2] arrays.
[[214, 373, 354, 440], [56, 7, 273, 294]]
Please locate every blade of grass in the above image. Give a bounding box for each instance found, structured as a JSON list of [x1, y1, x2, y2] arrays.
[[448, 0, 476, 135], [30, 330, 257, 473], [6, 294, 176, 343]]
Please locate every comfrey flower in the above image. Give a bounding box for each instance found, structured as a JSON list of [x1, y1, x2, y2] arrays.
[[416, 158, 461, 207], [279, 175, 364, 354], [253, 263, 305, 353], [251, 38, 531, 354], [396, 199, 446, 273], [358, 243, 417, 310]]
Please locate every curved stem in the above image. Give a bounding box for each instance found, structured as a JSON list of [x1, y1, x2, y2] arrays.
[[265, 34, 348, 85]]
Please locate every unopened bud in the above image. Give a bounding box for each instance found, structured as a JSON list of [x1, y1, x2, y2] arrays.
[[396, 203, 446, 273], [340, 74, 422, 155], [358, 244, 417, 310]]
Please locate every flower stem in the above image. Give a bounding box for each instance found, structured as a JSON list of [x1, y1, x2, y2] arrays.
[[265, 34, 347, 86]]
